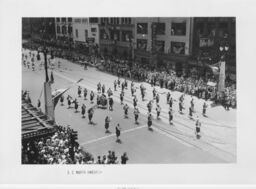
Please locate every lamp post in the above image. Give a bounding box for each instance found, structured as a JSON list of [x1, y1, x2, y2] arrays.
[[218, 44, 229, 92], [41, 18, 55, 122]]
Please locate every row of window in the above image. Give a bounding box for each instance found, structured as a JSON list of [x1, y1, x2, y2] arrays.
[[100, 17, 132, 25], [137, 39, 186, 55], [56, 25, 72, 35], [56, 17, 72, 22], [137, 22, 187, 36], [100, 29, 133, 42]]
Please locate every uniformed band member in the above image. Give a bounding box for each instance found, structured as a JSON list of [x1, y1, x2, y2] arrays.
[[96, 95, 100, 106], [169, 97, 173, 108], [60, 95, 64, 106], [131, 86, 136, 96], [67, 96, 72, 108], [97, 82, 101, 93], [88, 108, 94, 124], [147, 113, 153, 129], [74, 99, 78, 113], [195, 118, 201, 139], [78, 86, 82, 97], [168, 108, 173, 125], [105, 116, 111, 133], [81, 104, 86, 118], [156, 104, 161, 120], [156, 93, 160, 104], [120, 92, 124, 105], [134, 107, 140, 124], [189, 106, 193, 119], [115, 123, 121, 143], [102, 84, 105, 94], [152, 88, 156, 99], [133, 96, 138, 108], [114, 80, 117, 91], [109, 97, 114, 111], [166, 92, 171, 104], [147, 101, 153, 113], [203, 101, 207, 116], [117, 78, 121, 87], [90, 91, 94, 104], [179, 101, 184, 113], [83, 88, 88, 100], [123, 104, 129, 118], [121, 82, 125, 92]]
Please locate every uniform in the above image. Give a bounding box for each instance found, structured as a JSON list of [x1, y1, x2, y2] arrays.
[[195, 119, 201, 139], [147, 114, 153, 128], [120, 92, 124, 104], [78, 86, 82, 97], [134, 108, 140, 124], [168, 109, 173, 124], [88, 108, 94, 124], [123, 104, 129, 118], [81, 104, 86, 118], [90, 92, 94, 103], [105, 116, 110, 133], [156, 105, 161, 119], [60, 95, 64, 105], [109, 97, 114, 111], [83, 88, 88, 100], [166, 92, 170, 104], [115, 124, 121, 141], [203, 102, 207, 115]]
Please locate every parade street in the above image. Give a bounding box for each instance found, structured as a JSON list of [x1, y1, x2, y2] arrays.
[[22, 49, 236, 163]]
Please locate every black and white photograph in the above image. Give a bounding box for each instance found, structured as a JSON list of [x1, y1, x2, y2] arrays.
[[21, 17, 236, 164], [1, 0, 256, 187]]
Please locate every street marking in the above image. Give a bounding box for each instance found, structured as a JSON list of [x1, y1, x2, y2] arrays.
[[80, 125, 147, 146]]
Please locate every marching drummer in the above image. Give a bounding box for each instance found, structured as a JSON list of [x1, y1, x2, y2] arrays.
[[123, 104, 129, 118], [90, 91, 95, 104], [105, 116, 111, 133]]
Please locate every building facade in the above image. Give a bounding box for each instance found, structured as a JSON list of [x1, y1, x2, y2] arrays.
[[55, 17, 73, 40], [134, 17, 194, 73], [191, 17, 236, 74], [99, 17, 134, 60]]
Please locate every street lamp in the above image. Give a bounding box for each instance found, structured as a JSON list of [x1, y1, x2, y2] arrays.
[[218, 44, 229, 92]]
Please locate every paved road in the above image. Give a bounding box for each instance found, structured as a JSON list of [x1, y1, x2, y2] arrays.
[[22, 49, 237, 163]]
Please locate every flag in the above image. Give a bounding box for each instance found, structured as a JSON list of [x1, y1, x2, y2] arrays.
[[52, 78, 83, 109]]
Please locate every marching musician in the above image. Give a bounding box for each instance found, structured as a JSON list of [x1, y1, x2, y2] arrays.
[[114, 80, 117, 91], [134, 106, 140, 124], [156, 93, 160, 104], [115, 123, 121, 143], [203, 101, 208, 116], [81, 104, 86, 118], [147, 113, 153, 129], [83, 88, 88, 100], [123, 104, 129, 118], [166, 92, 171, 104], [195, 117, 201, 139], [168, 107, 173, 125], [90, 91, 95, 104], [105, 116, 111, 133], [109, 97, 114, 111], [60, 95, 64, 106], [78, 86, 82, 97], [120, 91, 124, 105], [88, 107, 94, 124], [156, 104, 161, 120]]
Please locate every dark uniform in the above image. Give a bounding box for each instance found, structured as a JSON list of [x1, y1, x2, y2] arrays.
[[114, 80, 117, 91], [109, 97, 114, 111], [81, 104, 86, 118], [115, 124, 121, 142], [60, 95, 64, 105], [67, 96, 71, 108], [147, 114, 153, 129], [195, 119, 201, 139], [78, 86, 82, 97], [120, 92, 124, 105], [203, 102, 207, 116], [156, 105, 161, 119], [83, 88, 88, 100], [123, 104, 129, 118], [168, 109, 173, 124], [166, 92, 170, 104], [134, 107, 140, 124], [90, 91, 94, 103], [88, 108, 94, 124], [74, 99, 78, 112], [156, 94, 160, 104], [105, 116, 110, 133], [102, 84, 105, 94], [133, 97, 137, 108]]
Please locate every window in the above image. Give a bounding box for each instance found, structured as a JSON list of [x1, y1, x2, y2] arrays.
[[128, 18, 131, 24], [116, 18, 119, 24], [68, 26, 72, 34], [57, 25, 60, 34], [110, 18, 114, 24], [74, 18, 81, 23], [110, 30, 120, 41], [121, 30, 132, 42], [101, 18, 104, 24], [61, 17, 66, 22], [89, 17, 98, 23], [155, 23, 165, 35], [156, 40, 165, 52], [68, 17, 72, 22], [56, 18, 60, 22], [170, 42, 185, 54], [100, 29, 108, 39], [137, 23, 148, 34], [82, 18, 88, 23], [137, 39, 147, 50], [91, 28, 97, 32], [121, 18, 125, 24], [75, 29, 79, 38], [62, 26, 66, 34], [171, 22, 186, 36], [85, 30, 88, 40]]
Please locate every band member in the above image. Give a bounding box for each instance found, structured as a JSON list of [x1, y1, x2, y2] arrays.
[[50, 71, 54, 83], [114, 80, 117, 91], [88, 107, 94, 124], [147, 113, 153, 129], [102, 84, 105, 94], [81, 104, 86, 118], [168, 108, 173, 125], [156, 104, 161, 120], [179, 101, 184, 114], [120, 92, 124, 105], [90, 91, 95, 104], [123, 104, 129, 118], [169, 97, 173, 108], [107, 88, 113, 97], [133, 96, 138, 108], [67, 96, 71, 108], [115, 123, 121, 143], [195, 117, 201, 139], [121, 82, 125, 92], [190, 98, 194, 111], [203, 101, 207, 116], [97, 82, 101, 93], [166, 92, 171, 104], [134, 107, 140, 124], [73, 99, 78, 113], [131, 86, 136, 96], [124, 79, 128, 89], [78, 86, 82, 97], [83, 88, 88, 100], [189, 106, 193, 119], [156, 93, 160, 104], [109, 97, 114, 111], [152, 88, 156, 99], [147, 101, 153, 113], [60, 95, 64, 106], [117, 78, 121, 87], [105, 116, 111, 133]]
